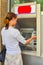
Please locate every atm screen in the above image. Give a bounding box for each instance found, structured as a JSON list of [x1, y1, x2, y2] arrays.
[[22, 32, 31, 40]]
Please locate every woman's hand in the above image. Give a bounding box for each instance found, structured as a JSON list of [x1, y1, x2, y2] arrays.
[[31, 36, 37, 40], [25, 35, 37, 44]]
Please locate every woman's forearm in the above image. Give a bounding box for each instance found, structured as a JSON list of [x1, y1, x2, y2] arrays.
[[25, 36, 37, 44], [25, 37, 32, 44]]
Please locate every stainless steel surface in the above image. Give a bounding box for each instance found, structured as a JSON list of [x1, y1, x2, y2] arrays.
[[17, 18, 37, 53], [22, 54, 43, 65], [21, 14, 43, 65]]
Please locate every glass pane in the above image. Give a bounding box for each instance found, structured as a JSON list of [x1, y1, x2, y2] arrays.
[[11, 0, 36, 10], [10, 0, 43, 11], [41, 3, 43, 11], [37, 0, 43, 11], [37, 0, 43, 2]]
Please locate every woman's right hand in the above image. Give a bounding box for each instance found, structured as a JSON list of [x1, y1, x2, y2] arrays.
[[31, 35, 37, 40], [25, 36, 37, 44]]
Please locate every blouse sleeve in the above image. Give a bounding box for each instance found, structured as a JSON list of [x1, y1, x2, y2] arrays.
[[14, 29, 26, 44]]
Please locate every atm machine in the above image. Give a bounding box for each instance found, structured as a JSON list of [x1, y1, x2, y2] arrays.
[[11, 2, 41, 56]]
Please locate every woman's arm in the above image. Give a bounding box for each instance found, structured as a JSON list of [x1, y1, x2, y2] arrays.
[[25, 36, 37, 44], [14, 29, 37, 45]]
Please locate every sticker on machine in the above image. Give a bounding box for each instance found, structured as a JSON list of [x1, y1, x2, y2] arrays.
[[14, 4, 36, 14]]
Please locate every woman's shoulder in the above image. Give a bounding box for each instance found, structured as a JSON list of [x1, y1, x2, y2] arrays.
[[11, 28, 20, 34], [12, 27, 19, 31]]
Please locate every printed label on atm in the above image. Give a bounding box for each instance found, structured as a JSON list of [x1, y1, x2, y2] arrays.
[[14, 5, 36, 14]]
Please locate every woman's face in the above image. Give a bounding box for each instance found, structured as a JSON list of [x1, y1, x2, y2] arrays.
[[9, 17, 17, 26]]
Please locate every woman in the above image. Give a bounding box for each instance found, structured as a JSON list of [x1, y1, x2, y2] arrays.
[[1, 12, 36, 65]]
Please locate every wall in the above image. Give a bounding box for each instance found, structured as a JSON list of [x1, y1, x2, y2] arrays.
[[0, 0, 8, 50], [0, 0, 8, 65], [0, 0, 1, 51], [0, 0, 1, 65]]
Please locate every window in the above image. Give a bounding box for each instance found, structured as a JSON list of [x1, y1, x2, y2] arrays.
[[8, 0, 36, 12], [37, 0, 43, 11]]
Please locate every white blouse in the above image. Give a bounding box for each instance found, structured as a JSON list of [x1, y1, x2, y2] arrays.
[[1, 27, 26, 55]]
